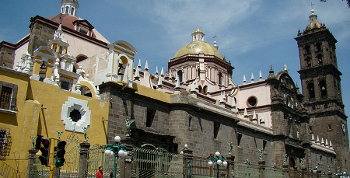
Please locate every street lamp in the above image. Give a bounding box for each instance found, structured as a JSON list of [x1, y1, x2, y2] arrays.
[[208, 151, 227, 178], [104, 136, 128, 178]]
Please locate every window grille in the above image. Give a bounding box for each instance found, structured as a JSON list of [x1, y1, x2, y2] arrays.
[[0, 128, 11, 158]]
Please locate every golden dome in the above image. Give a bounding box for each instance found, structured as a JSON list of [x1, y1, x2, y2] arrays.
[[174, 41, 224, 60]]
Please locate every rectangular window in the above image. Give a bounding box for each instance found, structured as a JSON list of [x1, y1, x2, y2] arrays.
[[60, 77, 72, 91], [0, 86, 12, 110], [39, 73, 45, 82], [0, 81, 17, 111], [237, 133, 242, 146], [0, 128, 10, 158], [214, 121, 220, 139], [146, 108, 155, 127], [79, 29, 88, 35]]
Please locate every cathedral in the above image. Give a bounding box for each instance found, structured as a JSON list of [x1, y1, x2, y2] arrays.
[[0, 0, 349, 177]]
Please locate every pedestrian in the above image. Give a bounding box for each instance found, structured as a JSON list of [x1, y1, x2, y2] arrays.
[[110, 172, 114, 178], [96, 166, 103, 178]]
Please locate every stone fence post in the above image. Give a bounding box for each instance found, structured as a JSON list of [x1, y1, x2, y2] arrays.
[[258, 160, 265, 178], [283, 164, 289, 177], [119, 143, 133, 178], [227, 154, 235, 178], [78, 141, 90, 178], [26, 149, 38, 178], [183, 149, 193, 178]]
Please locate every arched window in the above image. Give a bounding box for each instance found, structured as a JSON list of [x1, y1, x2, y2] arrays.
[[76, 54, 88, 63], [65, 6, 69, 14], [307, 83, 315, 99], [320, 80, 327, 97], [317, 54, 323, 65], [203, 86, 208, 94], [198, 85, 202, 93], [177, 70, 183, 83], [218, 72, 222, 85], [305, 44, 310, 54], [316, 42, 322, 52], [305, 56, 311, 67], [71, 8, 75, 15]]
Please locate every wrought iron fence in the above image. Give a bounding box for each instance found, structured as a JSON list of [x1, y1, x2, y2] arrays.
[[27, 141, 339, 178], [131, 147, 184, 178]]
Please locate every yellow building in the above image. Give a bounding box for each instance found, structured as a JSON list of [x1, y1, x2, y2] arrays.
[[0, 32, 109, 177]]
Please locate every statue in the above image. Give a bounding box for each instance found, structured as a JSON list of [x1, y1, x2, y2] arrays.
[[300, 158, 305, 167], [258, 148, 264, 160], [83, 126, 90, 142], [16, 52, 32, 74], [283, 154, 288, 164], [227, 142, 233, 155], [31, 136, 38, 148], [57, 131, 63, 139], [125, 119, 135, 137]]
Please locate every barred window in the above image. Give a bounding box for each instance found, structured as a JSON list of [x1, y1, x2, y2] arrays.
[[0, 128, 11, 158], [0, 81, 17, 112]]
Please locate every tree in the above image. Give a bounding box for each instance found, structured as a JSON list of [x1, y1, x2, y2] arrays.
[[320, 0, 350, 7]]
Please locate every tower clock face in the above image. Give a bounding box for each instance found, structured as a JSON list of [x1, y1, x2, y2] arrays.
[[186, 42, 199, 49]]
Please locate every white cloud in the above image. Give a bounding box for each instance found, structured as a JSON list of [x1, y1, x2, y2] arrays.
[[135, 0, 260, 47]]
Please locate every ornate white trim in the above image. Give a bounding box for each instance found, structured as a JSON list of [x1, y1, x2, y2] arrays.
[[61, 97, 91, 133]]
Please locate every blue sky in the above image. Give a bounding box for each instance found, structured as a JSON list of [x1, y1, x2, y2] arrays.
[[1, 1, 350, 137]]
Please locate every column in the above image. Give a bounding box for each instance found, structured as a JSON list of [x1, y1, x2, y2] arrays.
[[183, 149, 193, 178], [78, 142, 90, 178], [227, 155, 235, 178], [258, 160, 266, 178], [26, 149, 38, 178]]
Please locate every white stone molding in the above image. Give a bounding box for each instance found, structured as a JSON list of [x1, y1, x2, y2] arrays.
[[61, 97, 91, 133]]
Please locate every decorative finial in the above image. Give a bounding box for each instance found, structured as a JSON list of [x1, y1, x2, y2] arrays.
[[244, 107, 248, 117], [310, 2, 315, 13], [259, 71, 263, 81], [243, 75, 247, 84], [144, 60, 149, 71], [137, 59, 141, 68]]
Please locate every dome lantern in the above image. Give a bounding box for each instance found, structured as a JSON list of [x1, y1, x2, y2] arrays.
[[61, 0, 79, 16], [192, 27, 205, 42]]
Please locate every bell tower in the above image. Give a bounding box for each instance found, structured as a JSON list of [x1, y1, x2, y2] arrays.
[[295, 8, 349, 170], [61, 0, 79, 16]]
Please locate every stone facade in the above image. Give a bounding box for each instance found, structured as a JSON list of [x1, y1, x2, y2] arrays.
[[0, 41, 16, 68]]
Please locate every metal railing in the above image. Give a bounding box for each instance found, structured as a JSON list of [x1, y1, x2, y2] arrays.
[[0, 160, 26, 178]]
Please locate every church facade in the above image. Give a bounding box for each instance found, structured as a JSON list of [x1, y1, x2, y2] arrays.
[[0, 0, 349, 176]]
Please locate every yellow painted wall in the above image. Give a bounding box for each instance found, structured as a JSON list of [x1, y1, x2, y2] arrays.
[[0, 68, 109, 176]]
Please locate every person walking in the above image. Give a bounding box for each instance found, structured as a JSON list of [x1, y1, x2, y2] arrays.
[[96, 166, 103, 178]]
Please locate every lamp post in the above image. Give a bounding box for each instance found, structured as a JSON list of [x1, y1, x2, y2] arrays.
[[104, 136, 128, 178], [208, 151, 227, 178]]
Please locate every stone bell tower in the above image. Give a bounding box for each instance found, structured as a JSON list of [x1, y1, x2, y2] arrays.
[[295, 8, 349, 170]]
